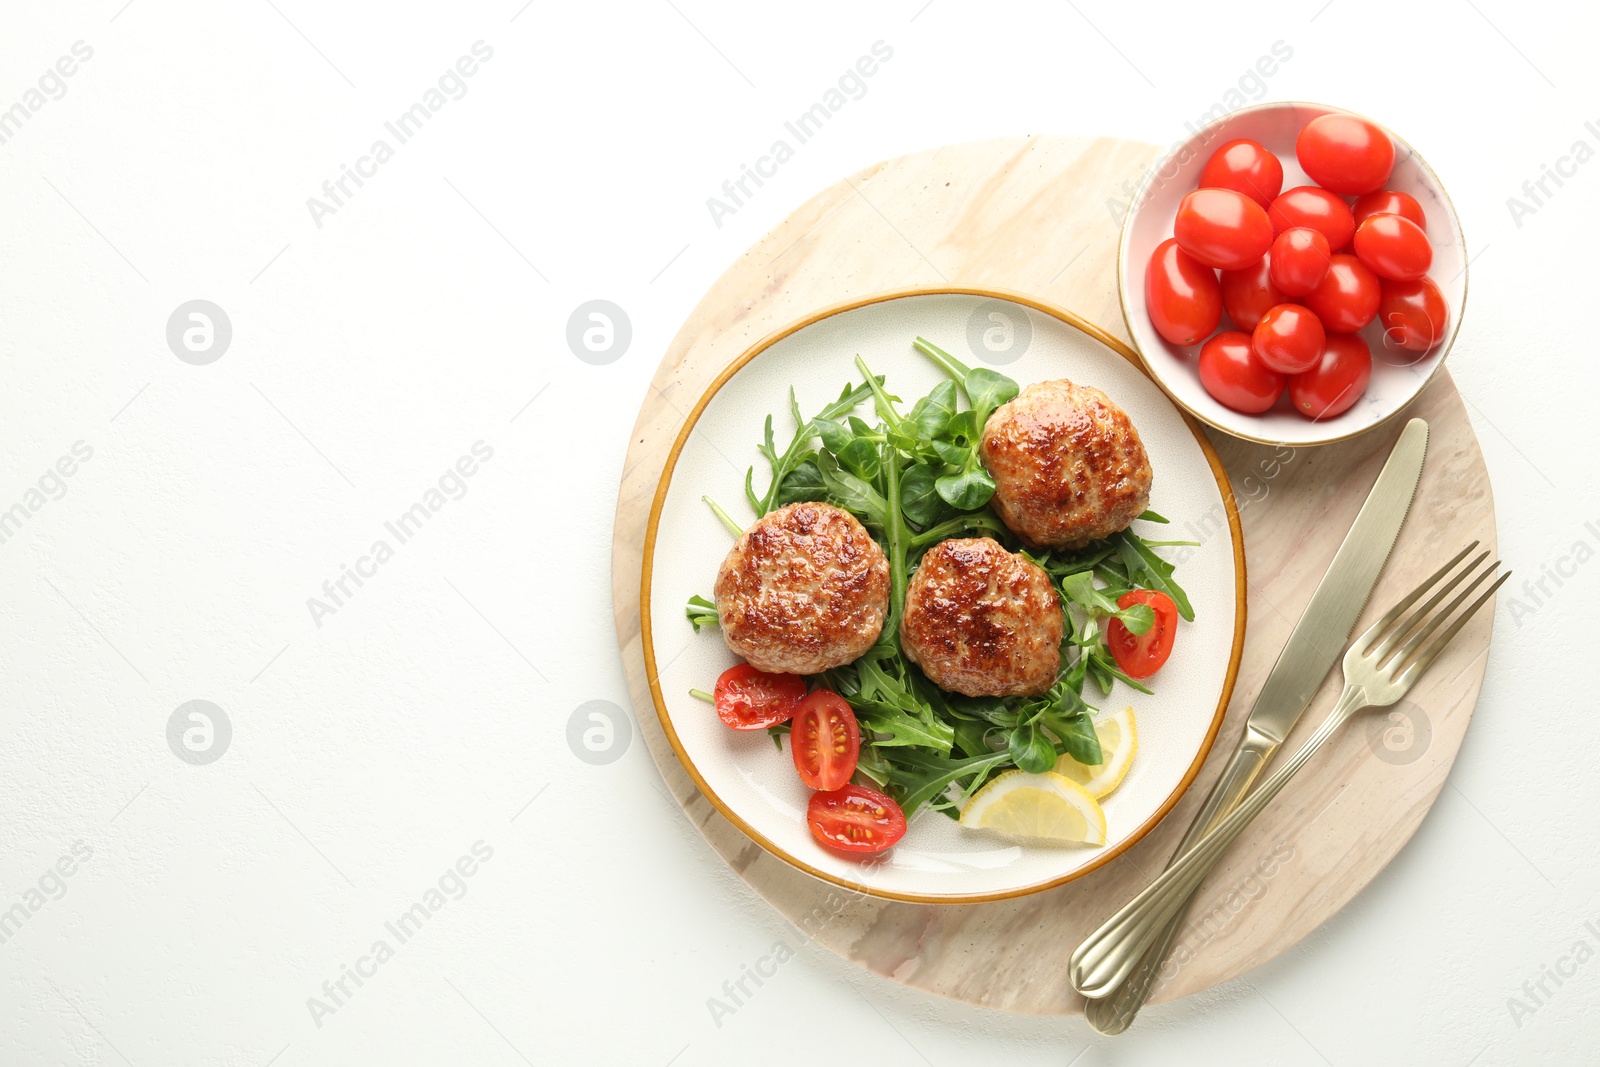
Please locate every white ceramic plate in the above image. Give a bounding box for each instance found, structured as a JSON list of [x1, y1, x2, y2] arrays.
[[1119, 100, 1467, 447], [641, 290, 1245, 903]]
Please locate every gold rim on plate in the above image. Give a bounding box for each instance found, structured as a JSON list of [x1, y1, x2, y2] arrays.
[[639, 286, 1248, 905]]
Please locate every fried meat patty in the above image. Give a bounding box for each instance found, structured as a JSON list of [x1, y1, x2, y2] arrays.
[[714, 502, 889, 675], [899, 537, 1062, 697], [980, 379, 1153, 550]]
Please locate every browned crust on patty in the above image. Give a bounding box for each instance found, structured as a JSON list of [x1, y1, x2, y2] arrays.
[[900, 537, 1062, 697], [714, 501, 889, 675]]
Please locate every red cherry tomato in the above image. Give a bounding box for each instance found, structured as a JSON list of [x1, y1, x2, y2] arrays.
[[1267, 186, 1356, 250], [1296, 113, 1395, 195], [1267, 227, 1332, 297], [1145, 238, 1222, 346], [1289, 333, 1372, 420], [1174, 188, 1275, 270], [1253, 304, 1326, 375], [806, 784, 906, 855], [1352, 213, 1433, 281], [1198, 330, 1285, 414], [1377, 277, 1449, 357], [713, 664, 806, 730], [1303, 253, 1381, 333], [1107, 590, 1179, 679], [1198, 138, 1284, 208], [1219, 254, 1284, 331], [1353, 190, 1426, 230], [790, 690, 860, 791]]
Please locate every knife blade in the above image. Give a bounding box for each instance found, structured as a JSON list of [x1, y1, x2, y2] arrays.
[[1081, 416, 1429, 1030]]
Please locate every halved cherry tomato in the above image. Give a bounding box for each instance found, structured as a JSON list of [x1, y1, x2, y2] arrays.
[[1303, 254, 1381, 333], [1377, 276, 1449, 357], [791, 690, 860, 791], [1253, 303, 1325, 375], [1107, 590, 1179, 679], [1199, 138, 1284, 208], [713, 664, 806, 730], [806, 784, 906, 855], [1289, 333, 1372, 420], [1198, 330, 1285, 414], [1174, 188, 1274, 271], [1352, 213, 1432, 281], [1219, 253, 1284, 331], [1145, 238, 1222, 346], [1267, 186, 1356, 250], [1268, 227, 1332, 297], [1353, 190, 1425, 230], [1296, 113, 1395, 195]]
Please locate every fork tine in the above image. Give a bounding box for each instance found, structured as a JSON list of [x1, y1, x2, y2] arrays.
[[1355, 541, 1480, 657], [1368, 549, 1490, 665], [1395, 569, 1512, 689], [1387, 559, 1499, 671]]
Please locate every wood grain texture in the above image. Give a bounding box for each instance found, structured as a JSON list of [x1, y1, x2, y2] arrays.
[[609, 136, 1497, 1014]]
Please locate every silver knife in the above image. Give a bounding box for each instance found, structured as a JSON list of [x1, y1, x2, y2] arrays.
[[1079, 416, 1429, 1032]]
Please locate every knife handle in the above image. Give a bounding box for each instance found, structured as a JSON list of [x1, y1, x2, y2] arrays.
[[1079, 730, 1273, 1029]]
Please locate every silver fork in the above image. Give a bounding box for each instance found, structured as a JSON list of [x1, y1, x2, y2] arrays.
[[1070, 544, 1508, 998]]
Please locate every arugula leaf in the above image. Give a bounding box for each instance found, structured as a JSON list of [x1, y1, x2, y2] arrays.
[[684, 594, 718, 632], [1115, 531, 1196, 621]]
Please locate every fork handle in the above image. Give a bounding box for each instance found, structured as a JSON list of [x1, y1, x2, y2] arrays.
[[1084, 739, 1274, 1033], [1070, 685, 1369, 998]]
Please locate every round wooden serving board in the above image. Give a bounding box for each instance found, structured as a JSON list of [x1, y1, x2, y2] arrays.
[[610, 136, 1497, 1014]]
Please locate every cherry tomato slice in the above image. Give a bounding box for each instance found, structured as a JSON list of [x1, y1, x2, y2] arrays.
[[1198, 138, 1284, 208], [1377, 277, 1449, 357], [791, 690, 860, 791], [1303, 253, 1381, 333], [1198, 330, 1285, 414], [1296, 113, 1395, 195], [1107, 590, 1179, 679], [806, 784, 906, 855], [1253, 303, 1326, 375], [1219, 254, 1284, 332], [1145, 239, 1222, 346], [1352, 213, 1433, 281], [1267, 186, 1356, 251], [1267, 227, 1332, 297], [1353, 190, 1426, 230], [1174, 188, 1274, 271], [713, 664, 807, 730], [1289, 333, 1372, 420]]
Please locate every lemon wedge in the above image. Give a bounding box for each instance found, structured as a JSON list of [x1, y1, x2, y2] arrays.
[[1054, 706, 1138, 800], [959, 770, 1107, 846]]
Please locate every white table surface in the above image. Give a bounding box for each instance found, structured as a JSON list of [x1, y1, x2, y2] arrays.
[[1, 2, 1594, 1064]]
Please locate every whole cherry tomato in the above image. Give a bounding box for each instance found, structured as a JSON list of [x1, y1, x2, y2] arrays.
[[1268, 227, 1332, 297], [1352, 213, 1433, 281], [1198, 138, 1284, 208], [1174, 188, 1275, 270], [1268, 186, 1356, 250], [1353, 190, 1426, 230], [1296, 113, 1395, 195], [1145, 238, 1222, 346], [1377, 276, 1449, 357], [1198, 330, 1285, 414], [1253, 303, 1325, 375], [1289, 333, 1372, 420], [1302, 253, 1381, 333], [1219, 254, 1284, 331]]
